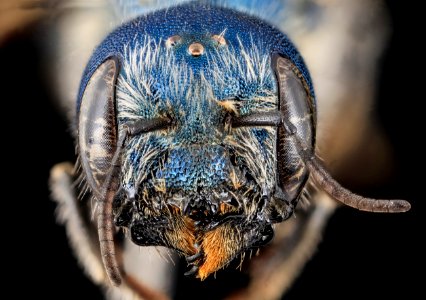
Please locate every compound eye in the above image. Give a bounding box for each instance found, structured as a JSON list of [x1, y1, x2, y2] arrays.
[[271, 53, 315, 203], [78, 58, 119, 197]]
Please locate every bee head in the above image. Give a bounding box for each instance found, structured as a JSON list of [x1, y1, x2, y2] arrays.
[[76, 4, 316, 280], [76, 4, 409, 285]]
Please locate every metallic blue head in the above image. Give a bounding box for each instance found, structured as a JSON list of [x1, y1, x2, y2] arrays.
[[77, 2, 315, 279]]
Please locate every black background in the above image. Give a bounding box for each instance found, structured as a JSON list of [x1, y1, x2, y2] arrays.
[[1, 1, 422, 299]]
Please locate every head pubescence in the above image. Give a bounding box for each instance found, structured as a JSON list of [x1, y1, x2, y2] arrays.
[[76, 4, 317, 282], [76, 3, 410, 286], [77, 4, 315, 284], [111, 36, 294, 279]]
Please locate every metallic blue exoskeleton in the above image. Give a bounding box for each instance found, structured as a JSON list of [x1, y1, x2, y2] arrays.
[[52, 1, 409, 299], [77, 0, 318, 284]]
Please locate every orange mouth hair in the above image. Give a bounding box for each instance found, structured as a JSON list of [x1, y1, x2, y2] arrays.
[[198, 224, 242, 280]]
